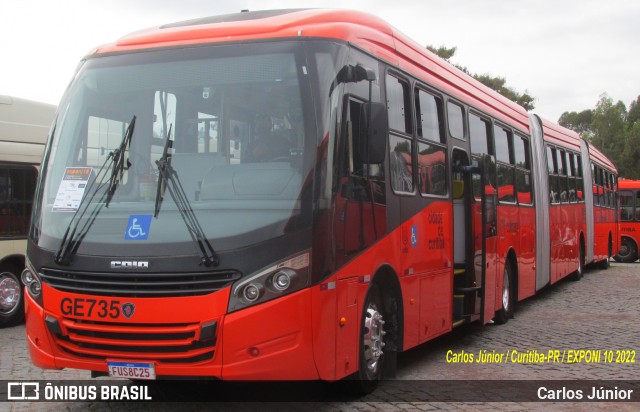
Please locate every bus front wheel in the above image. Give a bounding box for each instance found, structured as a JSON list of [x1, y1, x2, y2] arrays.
[[349, 284, 386, 395]]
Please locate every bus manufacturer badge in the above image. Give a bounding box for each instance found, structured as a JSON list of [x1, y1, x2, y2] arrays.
[[122, 303, 136, 319], [111, 261, 149, 270]]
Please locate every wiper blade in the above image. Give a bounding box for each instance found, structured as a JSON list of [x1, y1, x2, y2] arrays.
[[154, 127, 219, 267], [106, 115, 136, 206], [154, 124, 172, 218], [55, 115, 136, 265]]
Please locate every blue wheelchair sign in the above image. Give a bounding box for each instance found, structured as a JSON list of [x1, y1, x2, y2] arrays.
[[125, 215, 152, 240]]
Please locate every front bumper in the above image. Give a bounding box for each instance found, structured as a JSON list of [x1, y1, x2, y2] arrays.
[[25, 283, 319, 380]]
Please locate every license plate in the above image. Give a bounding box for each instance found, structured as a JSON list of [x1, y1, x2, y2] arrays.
[[107, 361, 156, 380]]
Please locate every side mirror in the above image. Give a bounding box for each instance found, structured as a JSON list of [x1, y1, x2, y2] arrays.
[[353, 64, 376, 82], [330, 64, 378, 96], [336, 63, 376, 84], [360, 102, 387, 164]]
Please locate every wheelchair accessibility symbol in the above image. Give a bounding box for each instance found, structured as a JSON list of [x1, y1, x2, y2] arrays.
[[125, 215, 152, 240], [410, 225, 418, 247]]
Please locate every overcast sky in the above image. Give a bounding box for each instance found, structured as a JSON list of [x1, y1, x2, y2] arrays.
[[1, 0, 639, 122]]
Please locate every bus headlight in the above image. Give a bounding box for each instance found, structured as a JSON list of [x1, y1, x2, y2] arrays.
[[228, 251, 310, 312], [242, 283, 264, 302], [21, 266, 43, 302], [271, 269, 297, 291]]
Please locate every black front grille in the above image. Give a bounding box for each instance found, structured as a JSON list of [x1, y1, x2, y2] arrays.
[[53, 318, 217, 363], [40, 268, 241, 297]]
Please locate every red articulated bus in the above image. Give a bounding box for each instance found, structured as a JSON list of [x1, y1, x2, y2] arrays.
[[615, 178, 640, 262], [22, 9, 618, 392]]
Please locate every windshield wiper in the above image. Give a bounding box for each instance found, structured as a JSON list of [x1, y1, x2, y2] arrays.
[[154, 124, 172, 218], [106, 116, 136, 206], [154, 126, 219, 267], [55, 115, 136, 265]]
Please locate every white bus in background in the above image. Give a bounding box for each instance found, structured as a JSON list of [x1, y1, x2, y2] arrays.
[[0, 95, 55, 327]]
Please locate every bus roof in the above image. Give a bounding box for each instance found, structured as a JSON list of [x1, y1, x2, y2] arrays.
[[0, 95, 56, 164], [587, 142, 617, 172], [0, 95, 56, 145], [619, 178, 640, 190], [93, 9, 530, 133], [539, 117, 582, 151]]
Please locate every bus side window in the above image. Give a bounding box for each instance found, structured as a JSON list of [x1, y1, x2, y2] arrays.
[[619, 190, 633, 221], [494, 125, 515, 203], [415, 87, 446, 197], [547, 146, 559, 204], [469, 113, 493, 202], [514, 134, 532, 204], [387, 74, 414, 194], [447, 101, 465, 140]]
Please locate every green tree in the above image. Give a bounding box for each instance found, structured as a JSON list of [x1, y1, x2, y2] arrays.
[[427, 44, 535, 110], [627, 96, 640, 126], [621, 122, 640, 179], [589, 94, 627, 164], [426, 45, 458, 62], [560, 93, 640, 179], [558, 110, 594, 138]]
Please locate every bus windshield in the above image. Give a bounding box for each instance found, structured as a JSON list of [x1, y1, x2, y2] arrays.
[[33, 42, 313, 257]]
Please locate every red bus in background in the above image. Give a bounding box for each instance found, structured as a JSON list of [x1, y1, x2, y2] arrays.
[[22, 9, 618, 393], [615, 179, 640, 262]]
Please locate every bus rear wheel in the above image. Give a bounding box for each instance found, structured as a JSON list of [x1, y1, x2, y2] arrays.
[[614, 238, 638, 263], [494, 262, 514, 325], [0, 266, 25, 327]]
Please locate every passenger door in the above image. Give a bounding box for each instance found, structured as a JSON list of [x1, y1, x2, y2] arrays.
[[468, 113, 498, 324]]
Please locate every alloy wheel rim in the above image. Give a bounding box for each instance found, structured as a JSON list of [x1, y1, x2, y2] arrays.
[[502, 270, 510, 311], [363, 303, 385, 374], [0, 275, 21, 312]]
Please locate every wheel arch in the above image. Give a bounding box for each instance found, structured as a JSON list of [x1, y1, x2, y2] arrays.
[[0, 254, 25, 273], [621, 235, 638, 251], [370, 263, 403, 353]]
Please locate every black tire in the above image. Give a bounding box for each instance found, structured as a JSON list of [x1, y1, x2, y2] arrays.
[[569, 243, 585, 281], [0, 266, 25, 327], [347, 284, 386, 395], [494, 261, 514, 325], [614, 238, 638, 263]]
